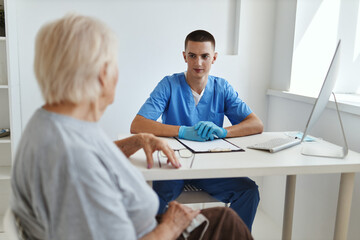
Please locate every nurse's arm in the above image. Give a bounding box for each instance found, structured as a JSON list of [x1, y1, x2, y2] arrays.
[[131, 114, 180, 137], [225, 113, 263, 138]]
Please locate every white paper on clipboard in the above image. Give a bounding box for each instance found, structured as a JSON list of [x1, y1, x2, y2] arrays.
[[176, 138, 244, 153]]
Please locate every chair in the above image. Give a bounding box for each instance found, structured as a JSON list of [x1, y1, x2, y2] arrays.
[[146, 181, 227, 207], [176, 184, 228, 207], [3, 208, 20, 240]]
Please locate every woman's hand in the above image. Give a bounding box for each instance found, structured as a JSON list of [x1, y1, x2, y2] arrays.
[[140, 201, 199, 240], [139, 133, 180, 169], [159, 201, 200, 239], [114, 133, 180, 169]]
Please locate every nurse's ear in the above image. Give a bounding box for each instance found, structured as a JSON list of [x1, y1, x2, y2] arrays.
[[212, 52, 218, 64], [183, 51, 187, 63]]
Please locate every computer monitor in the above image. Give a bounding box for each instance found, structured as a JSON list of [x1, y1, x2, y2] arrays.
[[300, 40, 348, 158]]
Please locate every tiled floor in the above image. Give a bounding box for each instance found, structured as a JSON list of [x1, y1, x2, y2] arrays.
[[0, 213, 6, 240], [252, 208, 282, 240]]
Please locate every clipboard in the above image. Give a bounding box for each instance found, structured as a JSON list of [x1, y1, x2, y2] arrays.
[[175, 137, 244, 153]]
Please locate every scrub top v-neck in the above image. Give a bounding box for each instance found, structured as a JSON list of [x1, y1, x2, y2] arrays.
[[137, 72, 252, 127]]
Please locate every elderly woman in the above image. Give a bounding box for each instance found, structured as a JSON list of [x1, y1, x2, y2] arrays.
[[11, 14, 253, 240]]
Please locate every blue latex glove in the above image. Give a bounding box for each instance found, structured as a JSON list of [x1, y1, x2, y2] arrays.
[[178, 126, 208, 142], [194, 121, 227, 141]]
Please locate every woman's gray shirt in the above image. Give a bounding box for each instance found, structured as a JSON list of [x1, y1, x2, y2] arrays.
[[11, 108, 159, 240]]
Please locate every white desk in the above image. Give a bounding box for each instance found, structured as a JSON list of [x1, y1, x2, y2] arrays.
[[129, 132, 360, 240]]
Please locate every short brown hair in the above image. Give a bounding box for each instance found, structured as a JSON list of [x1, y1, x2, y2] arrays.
[[185, 30, 215, 50]]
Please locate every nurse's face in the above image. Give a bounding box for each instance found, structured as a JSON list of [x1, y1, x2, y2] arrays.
[[183, 41, 217, 81]]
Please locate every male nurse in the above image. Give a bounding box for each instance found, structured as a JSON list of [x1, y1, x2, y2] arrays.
[[131, 30, 263, 231]]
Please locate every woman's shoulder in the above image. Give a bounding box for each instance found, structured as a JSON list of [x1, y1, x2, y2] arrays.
[[17, 109, 102, 168]]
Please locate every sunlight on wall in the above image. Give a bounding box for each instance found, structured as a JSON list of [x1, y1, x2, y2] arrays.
[[290, 0, 340, 96]]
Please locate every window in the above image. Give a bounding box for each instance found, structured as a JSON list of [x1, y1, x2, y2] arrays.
[[290, 0, 360, 97]]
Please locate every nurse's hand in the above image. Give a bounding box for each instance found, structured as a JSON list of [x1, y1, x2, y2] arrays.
[[178, 126, 208, 141], [194, 121, 227, 141]]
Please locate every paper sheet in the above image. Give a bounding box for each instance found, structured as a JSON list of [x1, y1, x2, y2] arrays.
[[176, 138, 243, 153]]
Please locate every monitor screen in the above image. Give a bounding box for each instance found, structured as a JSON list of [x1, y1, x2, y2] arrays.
[[301, 40, 341, 142]]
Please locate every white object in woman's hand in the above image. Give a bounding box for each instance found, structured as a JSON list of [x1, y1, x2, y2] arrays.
[[160, 201, 200, 238]]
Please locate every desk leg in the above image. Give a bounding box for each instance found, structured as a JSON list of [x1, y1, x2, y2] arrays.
[[333, 172, 355, 240], [282, 175, 296, 240]]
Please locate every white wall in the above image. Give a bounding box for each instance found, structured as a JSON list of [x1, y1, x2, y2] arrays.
[[14, 0, 276, 141], [270, 0, 297, 92]]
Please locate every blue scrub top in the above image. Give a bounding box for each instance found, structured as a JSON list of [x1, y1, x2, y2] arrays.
[[137, 72, 252, 127]]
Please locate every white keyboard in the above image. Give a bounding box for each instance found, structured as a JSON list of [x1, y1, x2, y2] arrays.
[[247, 138, 301, 153]]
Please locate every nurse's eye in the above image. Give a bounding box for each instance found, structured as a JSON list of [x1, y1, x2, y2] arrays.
[[202, 54, 210, 60]]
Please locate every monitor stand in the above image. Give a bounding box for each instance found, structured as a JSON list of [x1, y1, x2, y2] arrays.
[[301, 93, 348, 159]]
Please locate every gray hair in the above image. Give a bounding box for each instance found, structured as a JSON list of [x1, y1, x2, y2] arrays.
[[34, 13, 118, 104]]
